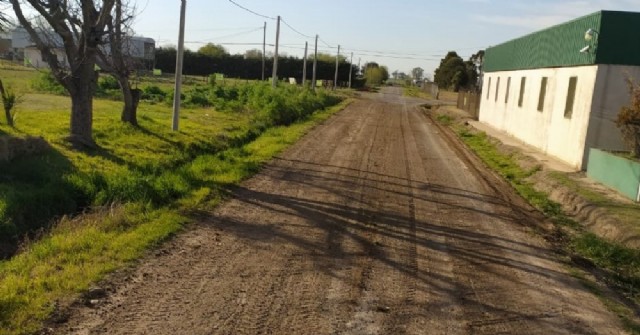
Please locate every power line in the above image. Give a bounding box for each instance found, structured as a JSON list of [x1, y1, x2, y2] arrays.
[[318, 37, 333, 48], [185, 42, 274, 47], [227, 0, 276, 20], [280, 44, 440, 61], [280, 18, 314, 39]]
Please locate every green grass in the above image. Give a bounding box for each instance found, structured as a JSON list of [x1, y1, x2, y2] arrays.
[[0, 98, 351, 335], [438, 118, 640, 332], [403, 86, 432, 99], [548, 172, 640, 237], [0, 62, 351, 334]]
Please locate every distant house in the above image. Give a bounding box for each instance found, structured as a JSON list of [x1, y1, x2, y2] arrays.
[[479, 10, 640, 170], [10, 27, 155, 69], [23, 46, 68, 69], [0, 33, 11, 59], [10, 27, 31, 60]]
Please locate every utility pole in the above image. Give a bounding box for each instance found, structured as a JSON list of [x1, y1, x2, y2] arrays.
[[333, 44, 340, 90], [262, 21, 266, 81], [311, 34, 318, 91], [348, 52, 353, 89], [172, 0, 186, 131], [271, 15, 281, 88], [302, 41, 308, 87]]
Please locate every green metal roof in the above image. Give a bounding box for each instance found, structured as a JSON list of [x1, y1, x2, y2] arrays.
[[483, 11, 640, 72]]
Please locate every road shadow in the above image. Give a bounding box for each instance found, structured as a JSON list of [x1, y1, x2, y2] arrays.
[[199, 157, 615, 331]]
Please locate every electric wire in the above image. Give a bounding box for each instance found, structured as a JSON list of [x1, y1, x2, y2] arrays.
[[280, 18, 314, 39], [227, 0, 276, 20], [318, 37, 333, 48]]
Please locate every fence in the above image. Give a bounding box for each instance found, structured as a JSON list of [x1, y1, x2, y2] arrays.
[[457, 91, 481, 120], [423, 82, 439, 99]]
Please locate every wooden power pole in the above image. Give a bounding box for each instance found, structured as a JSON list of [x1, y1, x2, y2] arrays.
[[333, 44, 340, 90], [302, 41, 308, 86], [271, 15, 281, 88], [172, 0, 187, 131], [311, 35, 318, 91], [262, 21, 266, 81]]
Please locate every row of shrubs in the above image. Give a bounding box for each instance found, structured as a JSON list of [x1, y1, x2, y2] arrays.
[[31, 72, 340, 128], [2, 77, 342, 254]]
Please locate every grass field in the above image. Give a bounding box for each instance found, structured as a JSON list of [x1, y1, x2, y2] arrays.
[[0, 60, 350, 334]]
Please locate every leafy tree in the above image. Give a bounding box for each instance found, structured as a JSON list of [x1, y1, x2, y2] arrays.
[[312, 52, 346, 63], [434, 51, 468, 91], [617, 77, 640, 158], [9, 0, 116, 147], [411, 67, 424, 80], [244, 49, 262, 59], [465, 50, 485, 91], [363, 62, 389, 86], [198, 43, 228, 58]]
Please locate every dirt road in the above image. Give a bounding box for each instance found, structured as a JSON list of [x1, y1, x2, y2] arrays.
[[56, 87, 624, 334]]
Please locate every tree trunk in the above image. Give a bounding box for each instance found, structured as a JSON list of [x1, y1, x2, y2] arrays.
[[119, 77, 139, 126], [68, 65, 97, 148], [0, 79, 13, 127]]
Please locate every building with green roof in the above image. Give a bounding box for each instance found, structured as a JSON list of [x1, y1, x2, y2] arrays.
[[479, 10, 640, 170]]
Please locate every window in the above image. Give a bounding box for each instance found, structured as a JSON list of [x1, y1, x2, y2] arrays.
[[486, 77, 492, 100], [537, 77, 548, 112], [495, 77, 500, 102], [518, 77, 526, 107], [564, 77, 578, 118], [505, 77, 511, 103]]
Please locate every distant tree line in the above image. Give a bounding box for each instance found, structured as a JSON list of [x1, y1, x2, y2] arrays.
[[154, 45, 358, 84]]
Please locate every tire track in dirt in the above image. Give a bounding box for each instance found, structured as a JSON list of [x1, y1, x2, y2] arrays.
[[52, 89, 626, 335]]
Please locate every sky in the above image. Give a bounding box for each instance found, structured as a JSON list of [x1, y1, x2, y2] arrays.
[[13, 0, 640, 77]]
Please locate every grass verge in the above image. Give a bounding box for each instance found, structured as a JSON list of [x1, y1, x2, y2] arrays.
[[403, 86, 432, 99], [0, 83, 351, 333], [435, 115, 640, 333]]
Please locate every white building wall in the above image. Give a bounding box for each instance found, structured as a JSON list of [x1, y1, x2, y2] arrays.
[[479, 66, 599, 170], [24, 48, 68, 69]]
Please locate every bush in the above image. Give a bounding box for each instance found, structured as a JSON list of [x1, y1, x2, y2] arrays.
[[141, 85, 168, 103], [31, 70, 66, 95], [98, 76, 120, 91], [185, 86, 210, 107], [617, 77, 640, 158]]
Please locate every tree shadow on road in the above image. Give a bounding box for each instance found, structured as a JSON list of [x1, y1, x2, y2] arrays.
[[199, 157, 615, 333]]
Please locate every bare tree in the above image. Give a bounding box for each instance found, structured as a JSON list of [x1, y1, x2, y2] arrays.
[[9, 0, 116, 147], [97, 0, 141, 126], [0, 6, 10, 32]]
